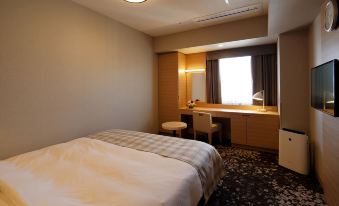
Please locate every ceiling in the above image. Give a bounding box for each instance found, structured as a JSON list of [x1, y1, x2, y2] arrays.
[[176, 0, 322, 54], [268, 0, 322, 35], [71, 0, 322, 53], [72, 0, 268, 37]]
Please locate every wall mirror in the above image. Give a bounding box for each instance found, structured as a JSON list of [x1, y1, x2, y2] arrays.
[[191, 73, 206, 102]]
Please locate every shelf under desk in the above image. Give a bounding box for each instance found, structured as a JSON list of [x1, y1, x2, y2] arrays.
[[179, 107, 280, 150]]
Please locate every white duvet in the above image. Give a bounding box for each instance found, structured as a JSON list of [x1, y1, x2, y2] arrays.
[[0, 138, 202, 206]]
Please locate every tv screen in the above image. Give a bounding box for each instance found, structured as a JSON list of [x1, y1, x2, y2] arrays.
[[311, 59, 338, 117]]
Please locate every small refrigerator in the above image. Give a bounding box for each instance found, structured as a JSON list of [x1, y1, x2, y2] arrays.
[[279, 129, 309, 175]]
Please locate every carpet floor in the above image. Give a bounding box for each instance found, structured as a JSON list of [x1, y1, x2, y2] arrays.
[[206, 146, 326, 206]]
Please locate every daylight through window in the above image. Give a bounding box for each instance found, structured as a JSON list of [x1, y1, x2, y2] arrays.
[[219, 56, 253, 105]]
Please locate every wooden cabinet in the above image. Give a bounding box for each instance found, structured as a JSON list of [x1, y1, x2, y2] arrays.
[[230, 115, 247, 145], [246, 115, 280, 150], [231, 114, 280, 150], [158, 52, 186, 133]]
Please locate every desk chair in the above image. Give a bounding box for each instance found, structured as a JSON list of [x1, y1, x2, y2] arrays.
[[193, 111, 222, 145]]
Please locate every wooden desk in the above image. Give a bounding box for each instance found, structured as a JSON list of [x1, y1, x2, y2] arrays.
[[179, 107, 280, 150]]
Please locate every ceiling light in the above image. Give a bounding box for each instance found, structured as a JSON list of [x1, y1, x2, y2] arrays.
[[218, 44, 224, 47], [225, 0, 230, 4], [124, 0, 147, 3]]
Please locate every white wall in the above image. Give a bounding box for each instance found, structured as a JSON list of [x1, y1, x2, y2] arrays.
[[0, 0, 157, 159], [309, 14, 339, 206]]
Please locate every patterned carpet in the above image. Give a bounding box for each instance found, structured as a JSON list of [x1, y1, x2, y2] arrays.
[[207, 146, 326, 206]]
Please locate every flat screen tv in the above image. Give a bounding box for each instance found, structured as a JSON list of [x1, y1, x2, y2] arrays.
[[311, 59, 339, 117]]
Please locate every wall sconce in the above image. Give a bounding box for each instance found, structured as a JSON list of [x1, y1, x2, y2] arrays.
[[184, 69, 205, 73]]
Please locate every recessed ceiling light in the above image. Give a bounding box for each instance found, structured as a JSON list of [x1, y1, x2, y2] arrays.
[[225, 0, 230, 4], [124, 0, 147, 3]]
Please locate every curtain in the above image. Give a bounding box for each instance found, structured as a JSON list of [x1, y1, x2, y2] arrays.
[[206, 59, 222, 104], [251, 54, 277, 106]]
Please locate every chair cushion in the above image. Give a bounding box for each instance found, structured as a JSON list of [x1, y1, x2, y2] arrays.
[[195, 123, 221, 133], [211, 123, 221, 133], [212, 123, 221, 128]]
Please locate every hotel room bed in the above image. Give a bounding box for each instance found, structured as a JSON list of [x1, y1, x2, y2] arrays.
[[0, 130, 223, 206]]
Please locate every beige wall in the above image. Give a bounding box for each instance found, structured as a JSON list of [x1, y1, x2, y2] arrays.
[[154, 15, 268, 53], [309, 14, 339, 206], [278, 29, 310, 133], [186, 53, 207, 70], [0, 0, 157, 159]]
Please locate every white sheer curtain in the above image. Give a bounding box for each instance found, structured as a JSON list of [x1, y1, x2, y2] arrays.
[[219, 56, 253, 105]]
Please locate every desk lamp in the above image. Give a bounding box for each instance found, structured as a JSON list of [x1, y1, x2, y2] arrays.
[[253, 90, 267, 112]]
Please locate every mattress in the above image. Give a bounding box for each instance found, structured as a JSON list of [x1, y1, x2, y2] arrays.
[[0, 130, 223, 206]]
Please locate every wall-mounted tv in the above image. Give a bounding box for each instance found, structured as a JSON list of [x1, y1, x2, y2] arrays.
[[311, 59, 339, 117]]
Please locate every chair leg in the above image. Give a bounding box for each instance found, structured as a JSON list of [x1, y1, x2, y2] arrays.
[[194, 130, 197, 140], [208, 132, 212, 144], [219, 130, 222, 144]]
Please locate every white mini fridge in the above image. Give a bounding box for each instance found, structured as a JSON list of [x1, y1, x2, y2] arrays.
[[279, 129, 309, 175]]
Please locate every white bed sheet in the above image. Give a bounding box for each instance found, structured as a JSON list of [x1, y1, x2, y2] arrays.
[[0, 138, 202, 206]]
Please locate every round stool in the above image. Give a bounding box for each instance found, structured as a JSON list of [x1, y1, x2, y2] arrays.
[[161, 121, 187, 137]]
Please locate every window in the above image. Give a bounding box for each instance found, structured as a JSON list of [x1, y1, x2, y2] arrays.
[[219, 56, 253, 105]]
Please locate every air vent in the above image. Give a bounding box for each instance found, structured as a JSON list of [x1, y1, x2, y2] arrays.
[[193, 4, 262, 24]]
